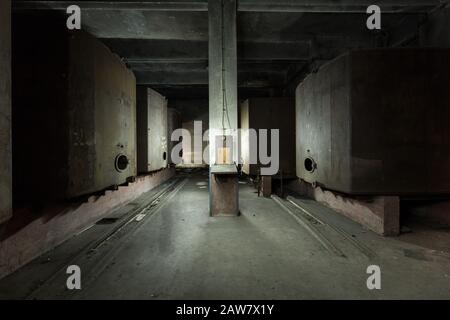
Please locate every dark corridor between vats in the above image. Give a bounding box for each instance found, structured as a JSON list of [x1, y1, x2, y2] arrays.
[[1, 0, 450, 301]]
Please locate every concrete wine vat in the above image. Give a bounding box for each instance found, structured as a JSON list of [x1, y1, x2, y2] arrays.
[[240, 98, 296, 177], [137, 87, 168, 173], [13, 24, 137, 203], [296, 49, 450, 195], [167, 108, 182, 165]]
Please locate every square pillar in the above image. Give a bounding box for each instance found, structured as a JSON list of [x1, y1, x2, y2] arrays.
[[0, 0, 12, 224], [208, 0, 239, 216]]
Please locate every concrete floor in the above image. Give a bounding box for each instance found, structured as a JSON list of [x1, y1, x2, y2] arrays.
[[0, 170, 450, 299]]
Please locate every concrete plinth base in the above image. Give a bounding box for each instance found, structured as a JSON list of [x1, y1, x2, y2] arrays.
[[0, 168, 175, 280], [288, 179, 400, 236], [261, 176, 272, 198], [210, 171, 239, 217], [404, 199, 450, 227]]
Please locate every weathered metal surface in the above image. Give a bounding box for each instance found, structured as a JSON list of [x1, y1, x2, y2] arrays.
[[296, 49, 450, 195]]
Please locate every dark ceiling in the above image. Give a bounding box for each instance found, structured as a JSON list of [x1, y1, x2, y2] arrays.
[[12, 0, 443, 99]]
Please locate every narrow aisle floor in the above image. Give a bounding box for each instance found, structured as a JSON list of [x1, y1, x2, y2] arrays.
[[1, 172, 450, 299]]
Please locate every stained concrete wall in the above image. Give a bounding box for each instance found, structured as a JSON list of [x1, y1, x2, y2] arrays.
[[240, 98, 296, 177], [13, 17, 136, 203], [136, 87, 168, 173], [297, 49, 450, 195], [0, 0, 12, 224]]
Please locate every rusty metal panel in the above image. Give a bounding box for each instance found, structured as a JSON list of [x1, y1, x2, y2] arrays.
[[296, 49, 450, 195]]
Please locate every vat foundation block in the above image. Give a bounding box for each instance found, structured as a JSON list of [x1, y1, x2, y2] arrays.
[[261, 176, 272, 198], [210, 165, 239, 216], [288, 179, 400, 236]]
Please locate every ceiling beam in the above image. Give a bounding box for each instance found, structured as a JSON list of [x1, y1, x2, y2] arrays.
[[135, 70, 208, 85], [102, 39, 313, 62], [238, 0, 439, 13], [127, 60, 303, 72], [386, 14, 425, 46], [135, 70, 286, 86], [107, 37, 374, 65], [13, 0, 440, 13], [153, 85, 284, 100], [12, 1, 208, 11], [102, 39, 208, 61]]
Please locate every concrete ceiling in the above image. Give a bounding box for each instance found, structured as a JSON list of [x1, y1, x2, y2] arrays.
[[12, 0, 444, 99]]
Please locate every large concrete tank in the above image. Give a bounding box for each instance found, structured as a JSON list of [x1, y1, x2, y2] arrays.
[[167, 108, 181, 165], [296, 49, 450, 195], [240, 98, 296, 177], [0, 0, 11, 223], [136, 87, 168, 173], [13, 20, 136, 203]]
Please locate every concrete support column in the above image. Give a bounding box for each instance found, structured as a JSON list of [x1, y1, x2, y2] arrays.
[[208, 0, 238, 161], [0, 0, 12, 224], [208, 0, 239, 216]]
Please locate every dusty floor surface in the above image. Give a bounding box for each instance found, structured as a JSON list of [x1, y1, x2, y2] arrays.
[[1, 170, 449, 299]]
